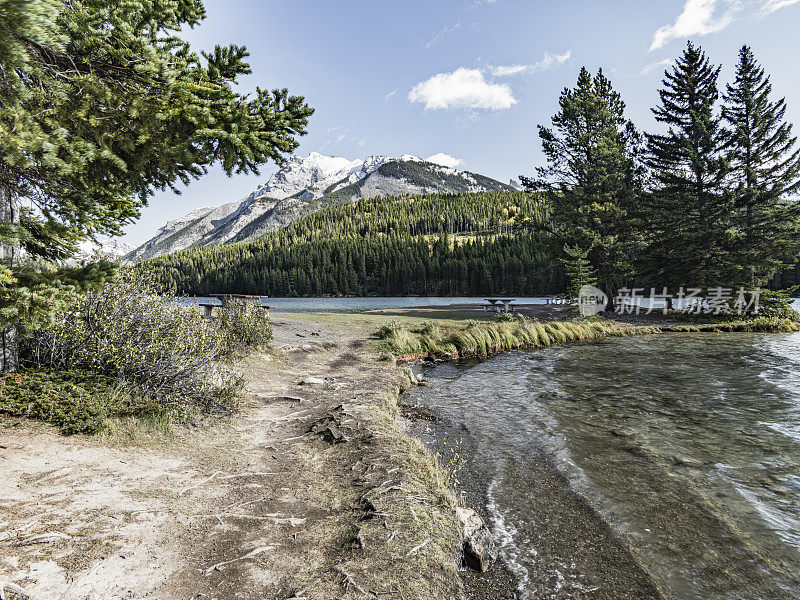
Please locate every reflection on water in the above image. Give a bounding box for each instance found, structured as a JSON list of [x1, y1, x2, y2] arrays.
[[412, 332, 800, 600]]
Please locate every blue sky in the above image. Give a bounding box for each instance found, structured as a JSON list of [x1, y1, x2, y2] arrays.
[[124, 0, 800, 245]]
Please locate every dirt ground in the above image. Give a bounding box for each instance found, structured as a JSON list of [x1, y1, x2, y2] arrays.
[[0, 314, 465, 600]]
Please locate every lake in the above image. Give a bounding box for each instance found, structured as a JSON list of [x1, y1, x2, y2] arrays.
[[175, 296, 551, 312], [410, 332, 800, 599]]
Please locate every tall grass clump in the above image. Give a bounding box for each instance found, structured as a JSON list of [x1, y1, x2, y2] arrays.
[[383, 313, 799, 362], [377, 320, 424, 356], [21, 271, 271, 417]]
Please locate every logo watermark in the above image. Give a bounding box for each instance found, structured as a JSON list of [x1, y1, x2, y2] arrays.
[[611, 287, 761, 315], [578, 285, 609, 317]]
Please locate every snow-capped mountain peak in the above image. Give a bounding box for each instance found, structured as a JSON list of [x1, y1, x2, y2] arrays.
[[124, 152, 513, 262], [251, 152, 362, 201]]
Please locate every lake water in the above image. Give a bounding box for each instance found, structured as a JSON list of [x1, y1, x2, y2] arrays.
[[175, 296, 550, 312], [410, 332, 800, 600]]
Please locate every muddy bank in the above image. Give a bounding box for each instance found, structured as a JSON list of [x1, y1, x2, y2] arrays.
[[0, 313, 468, 600]]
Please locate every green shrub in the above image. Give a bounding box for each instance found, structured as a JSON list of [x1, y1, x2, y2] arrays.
[[214, 299, 274, 354], [21, 271, 244, 416], [0, 370, 141, 434], [756, 289, 799, 320]]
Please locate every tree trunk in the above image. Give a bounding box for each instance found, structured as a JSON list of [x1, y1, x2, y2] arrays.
[[601, 281, 616, 312], [0, 179, 20, 372]]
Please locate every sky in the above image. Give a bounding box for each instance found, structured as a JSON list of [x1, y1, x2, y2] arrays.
[[123, 0, 800, 246]]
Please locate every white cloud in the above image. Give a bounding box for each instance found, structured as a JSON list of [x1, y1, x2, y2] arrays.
[[425, 21, 462, 49], [650, 0, 737, 51], [533, 50, 573, 71], [761, 0, 800, 13], [409, 68, 517, 111], [384, 90, 397, 101], [489, 50, 572, 77], [490, 64, 529, 77], [650, 0, 800, 51], [639, 58, 675, 76], [426, 153, 464, 168]]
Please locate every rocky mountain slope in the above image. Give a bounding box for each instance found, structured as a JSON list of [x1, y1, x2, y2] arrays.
[[124, 153, 513, 262]]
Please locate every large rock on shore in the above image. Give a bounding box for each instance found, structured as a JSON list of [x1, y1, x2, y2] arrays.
[[457, 507, 497, 572]]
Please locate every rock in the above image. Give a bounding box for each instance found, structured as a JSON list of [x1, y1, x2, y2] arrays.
[[308, 405, 348, 444], [403, 367, 419, 386], [610, 427, 635, 437], [302, 376, 326, 385], [672, 455, 704, 468], [456, 507, 497, 572]]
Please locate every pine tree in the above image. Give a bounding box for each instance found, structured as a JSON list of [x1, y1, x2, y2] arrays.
[[0, 0, 313, 370], [524, 67, 643, 307], [722, 45, 800, 286], [641, 42, 731, 290], [561, 245, 597, 302]]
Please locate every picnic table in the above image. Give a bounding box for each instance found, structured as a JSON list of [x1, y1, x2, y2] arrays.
[[483, 298, 516, 313], [199, 294, 272, 318]]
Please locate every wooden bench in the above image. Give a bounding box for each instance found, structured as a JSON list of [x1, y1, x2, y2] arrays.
[[198, 302, 272, 318]]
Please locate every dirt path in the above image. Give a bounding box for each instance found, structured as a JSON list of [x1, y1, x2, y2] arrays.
[[1, 315, 463, 600]]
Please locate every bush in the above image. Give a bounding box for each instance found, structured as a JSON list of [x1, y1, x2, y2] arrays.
[[20, 271, 268, 416], [0, 370, 141, 434], [756, 288, 799, 320], [215, 299, 274, 354]]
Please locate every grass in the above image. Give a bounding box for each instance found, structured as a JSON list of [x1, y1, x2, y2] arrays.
[[327, 379, 463, 598], [377, 315, 800, 360], [0, 369, 165, 435]]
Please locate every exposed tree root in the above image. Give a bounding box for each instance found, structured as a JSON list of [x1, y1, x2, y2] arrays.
[[203, 544, 277, 576]]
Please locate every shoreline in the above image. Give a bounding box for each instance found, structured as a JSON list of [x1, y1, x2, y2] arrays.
[[3, 308, 798, 599], [403, 359, 665, 600]]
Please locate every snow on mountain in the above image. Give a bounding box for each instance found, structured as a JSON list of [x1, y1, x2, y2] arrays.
[[74, 236, 135, 262], [125, 152, 513, 262], [250, 152, 362, 202]]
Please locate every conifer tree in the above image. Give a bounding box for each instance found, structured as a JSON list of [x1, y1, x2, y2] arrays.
[[561, 245, 597, 302], [524, 67, 643, 308], [722, 45, 800, 286], [641, 42, 731, 289], [0, 0, 313, 370]]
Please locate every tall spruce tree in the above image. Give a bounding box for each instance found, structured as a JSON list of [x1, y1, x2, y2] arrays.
[[523, 67, 643, 308], [0, 0, 313, 370], [722, 45, 800, 286], [641, 42, 731, 290]]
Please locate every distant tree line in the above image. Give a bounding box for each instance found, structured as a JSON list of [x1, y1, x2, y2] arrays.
[[144, 42, 800, 301], [142, 192, 565, 296]]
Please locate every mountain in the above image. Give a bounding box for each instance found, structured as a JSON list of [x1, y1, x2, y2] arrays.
[[74, 236, 135, 262], [124, 152, 514, 261], [142, 190, 560, 297]]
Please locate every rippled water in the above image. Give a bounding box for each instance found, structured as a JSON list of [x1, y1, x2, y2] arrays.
[[411, 332, 800, 600]]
